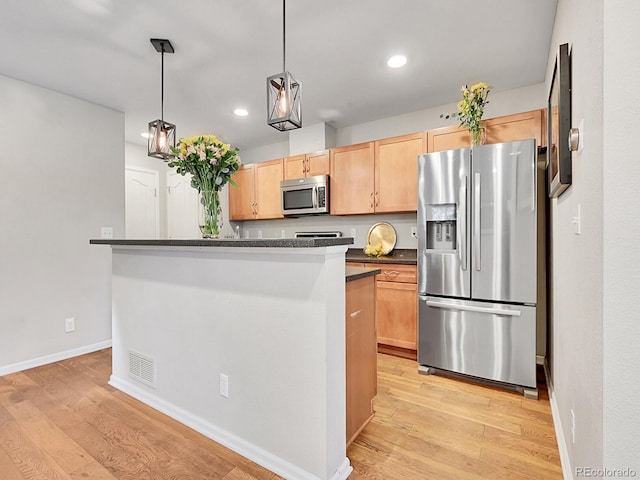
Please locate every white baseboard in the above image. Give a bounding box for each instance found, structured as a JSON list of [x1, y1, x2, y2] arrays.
[[110, 375, 352, 480], [0, 339, 112, 377], [544, 360, 574, 480], [331, 458, 353, 480]]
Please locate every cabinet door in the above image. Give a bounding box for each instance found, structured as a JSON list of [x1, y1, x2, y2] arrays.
[[229, 165, 256, 220], [306, 150, 330, 177], [427, 125, 472, 152], [255, 159, 284, 219], [330, 142, 375, 215], [484, 109, 543, 146], [376, 281, 417, 351], [283, 154, 306, 180], [374, 133, 426, 213], [428, 109, 545, 152], [346, 276, 377, 446]]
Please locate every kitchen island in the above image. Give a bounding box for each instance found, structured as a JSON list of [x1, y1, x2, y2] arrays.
[[90, 238, 354, 480]]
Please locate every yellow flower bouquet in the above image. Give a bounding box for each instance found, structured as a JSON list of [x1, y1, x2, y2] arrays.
[[440, 82, 491, 145], [457, 82, 492, 146], [168, 135, 241, 238]]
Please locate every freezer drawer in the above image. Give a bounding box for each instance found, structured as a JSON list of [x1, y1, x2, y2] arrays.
[[418, 296, 536, 388]]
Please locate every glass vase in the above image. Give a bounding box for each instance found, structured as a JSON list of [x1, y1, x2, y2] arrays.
[[471, 127, 486, 147], [199, 190, 222, 239]]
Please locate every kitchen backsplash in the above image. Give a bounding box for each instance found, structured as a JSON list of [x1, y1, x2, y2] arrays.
[[232, 212, 418, 249]]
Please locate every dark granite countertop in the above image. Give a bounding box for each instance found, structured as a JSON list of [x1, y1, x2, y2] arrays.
[[346, 248, 417, 265], [90, 238, 354, 248], [345, 266, 382, 283]]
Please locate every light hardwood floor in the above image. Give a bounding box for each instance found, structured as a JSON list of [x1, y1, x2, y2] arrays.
[[0, 349, 561, 479], [348, 354, 562, 479]]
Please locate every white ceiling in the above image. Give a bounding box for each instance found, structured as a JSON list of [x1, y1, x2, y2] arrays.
[[0, 0, 557, 152]]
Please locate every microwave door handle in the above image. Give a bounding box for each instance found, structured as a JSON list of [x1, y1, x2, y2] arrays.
[[312, 186, 318, 209]]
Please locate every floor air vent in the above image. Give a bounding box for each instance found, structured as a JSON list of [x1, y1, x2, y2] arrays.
[[129, 350, 155, 388]]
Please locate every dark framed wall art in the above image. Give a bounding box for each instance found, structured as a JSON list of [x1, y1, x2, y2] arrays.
[[547, 43, 572, 198]]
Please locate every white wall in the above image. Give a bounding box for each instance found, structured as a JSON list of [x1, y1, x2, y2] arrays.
[[545, 0, 604, 475], [545, 0, 640, 476], [0, 74, 124, 374], [602, 0, 640, 472], [241, 140, 289, 165]]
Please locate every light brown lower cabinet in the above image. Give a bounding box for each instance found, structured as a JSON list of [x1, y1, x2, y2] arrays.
[[345, 275, 377, 447], [376, 280, 418, 352], [347, 262, 418, 360]]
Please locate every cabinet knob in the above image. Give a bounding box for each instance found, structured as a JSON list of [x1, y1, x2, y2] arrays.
[[375, 192, 379, 207], [370, 192, 374, 208]]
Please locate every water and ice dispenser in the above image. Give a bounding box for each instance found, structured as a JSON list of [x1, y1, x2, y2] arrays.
[[425, 204, 457, 251]]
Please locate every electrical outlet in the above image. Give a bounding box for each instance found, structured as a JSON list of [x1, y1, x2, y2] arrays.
[[257, 230, 263, 239], [100, 227, 113, 239], [219, 373, 229, 398], [570, 409, 576, 443], [350, 228, 357, 243], [244, 230, 250, 239], [411, 226, 417, 238], [64, 317, 75, 333], [281, 230, 286, 239]]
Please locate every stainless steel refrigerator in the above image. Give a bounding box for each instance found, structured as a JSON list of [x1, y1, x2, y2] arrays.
[[417, 139, 537, 396]]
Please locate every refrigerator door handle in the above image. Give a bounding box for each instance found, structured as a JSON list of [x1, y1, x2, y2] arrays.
[[458, 175, 467, 271], [425, 299, 522, 317], [474, 172, 481, 271]]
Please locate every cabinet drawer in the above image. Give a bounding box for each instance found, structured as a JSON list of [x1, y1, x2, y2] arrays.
[[367, 263, 417, 283], [346, 262, 366, 268]]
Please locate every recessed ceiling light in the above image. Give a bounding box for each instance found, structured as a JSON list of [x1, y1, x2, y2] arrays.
[[234, 108, 248, 117], [140, 132, 150, 138], [387, 55, 407, 68]]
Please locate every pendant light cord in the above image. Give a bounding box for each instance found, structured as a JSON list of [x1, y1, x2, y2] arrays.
[[282, 0, 286, 72], [160, 43, 165, 122]]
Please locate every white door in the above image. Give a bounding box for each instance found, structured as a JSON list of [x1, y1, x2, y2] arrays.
[[167, 172, 200, 238], [125, 167, 159, 239]]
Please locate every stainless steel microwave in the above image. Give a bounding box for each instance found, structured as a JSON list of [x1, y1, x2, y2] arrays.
[[280, 175, 329, 216]]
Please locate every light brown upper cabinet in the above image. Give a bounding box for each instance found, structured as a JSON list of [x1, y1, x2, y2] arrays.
[[427, 109, 545, 152], [229, 159, 284, 220], [330, 142, 376, 215], [284, 150, 330, 180], [228, 165, 256, 220], [330, 133, 427, 215], [374, 132, 427, 213]]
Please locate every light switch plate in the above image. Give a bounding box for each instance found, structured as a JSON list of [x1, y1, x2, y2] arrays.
[[572, 204, 581, 235]]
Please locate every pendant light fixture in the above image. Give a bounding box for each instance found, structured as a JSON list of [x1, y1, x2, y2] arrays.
[[148, 38, 176, 160], [267, 0, 302, 131]]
